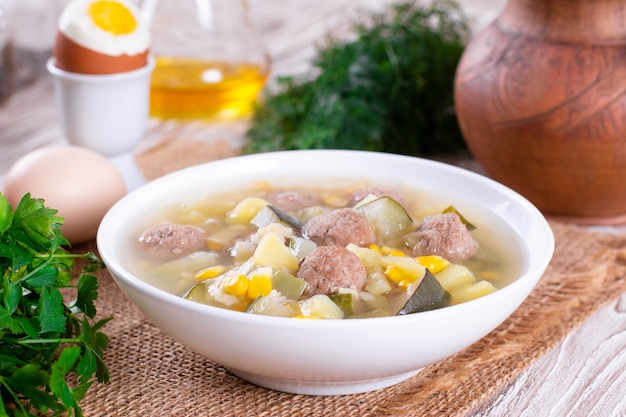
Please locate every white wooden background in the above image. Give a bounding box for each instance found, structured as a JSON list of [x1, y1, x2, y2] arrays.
[[1, 1, 626, 415]]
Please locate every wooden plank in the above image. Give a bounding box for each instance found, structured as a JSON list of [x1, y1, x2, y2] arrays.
[[474, 294, 626, 417]]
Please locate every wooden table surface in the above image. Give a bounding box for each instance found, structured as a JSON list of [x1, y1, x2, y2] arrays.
[[1, 1, 625, 416]]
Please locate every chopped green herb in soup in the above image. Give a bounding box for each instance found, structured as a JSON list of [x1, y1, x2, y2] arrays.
[[129, 182, 520, 319]]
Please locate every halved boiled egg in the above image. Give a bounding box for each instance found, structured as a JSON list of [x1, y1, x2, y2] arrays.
[[53, 0, 150, 75]]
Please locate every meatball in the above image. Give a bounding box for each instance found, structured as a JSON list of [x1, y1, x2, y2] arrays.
[[297, 245, 367, 296], [266, 191, 321, 212], [138, 222, 206, 261], [407, 212, 478, 262], [302, 208, 376, 247]]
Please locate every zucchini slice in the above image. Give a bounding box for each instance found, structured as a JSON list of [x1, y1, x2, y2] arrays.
[[247, 294, 295, 317], [397, 270, 452, 315], [268, 205, 303, 230], [442, 205, 476, 230], [272, 270, 308, 300], [351, 307, 389, 318], [183, 282, 209, 302], [251, 204, 303, 230], [329, 293, 354, 315], [355, 196, 414, 239]]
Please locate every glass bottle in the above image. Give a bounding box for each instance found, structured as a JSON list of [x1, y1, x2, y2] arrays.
[[142, 0, 270, 121], [10, 0, 63, 89], [0, 3, 13, 104]]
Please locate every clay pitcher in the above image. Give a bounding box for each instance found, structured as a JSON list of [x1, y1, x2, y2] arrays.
[[454, 0, 626, 224]]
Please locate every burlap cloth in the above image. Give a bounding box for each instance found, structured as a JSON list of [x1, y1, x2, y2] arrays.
[[73, 138, 626, 416]]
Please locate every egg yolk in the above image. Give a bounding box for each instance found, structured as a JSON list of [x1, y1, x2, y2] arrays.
[[88, 1, 136, 35]]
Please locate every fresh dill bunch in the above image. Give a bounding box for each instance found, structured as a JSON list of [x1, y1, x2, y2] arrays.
[[245, 0, 471, 156]]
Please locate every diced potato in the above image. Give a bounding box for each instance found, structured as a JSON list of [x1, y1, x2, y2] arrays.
[[227, 197, 269, 224], [364, 270, 393, 295], [299, 294, 345, 319], [449, 280, 497, 304], [347, 244, 393, 295], [252, 232, 299, 273], [435, 264, 475, 292], [346, 243, 382, 270], [289, 237, 317, 260]]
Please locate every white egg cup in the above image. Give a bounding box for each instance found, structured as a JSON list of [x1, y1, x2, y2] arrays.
[[46, 56, 155, 191]]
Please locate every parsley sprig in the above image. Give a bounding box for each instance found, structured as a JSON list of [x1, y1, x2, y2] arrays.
[[0, 193, 111, 417]]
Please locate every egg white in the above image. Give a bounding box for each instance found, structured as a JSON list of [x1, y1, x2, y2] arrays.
[[58, 0, 150, 56]]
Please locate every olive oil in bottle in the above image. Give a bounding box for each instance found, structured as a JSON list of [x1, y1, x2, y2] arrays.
[[150, 58, 268, 121], [144, 0, 270, 121]]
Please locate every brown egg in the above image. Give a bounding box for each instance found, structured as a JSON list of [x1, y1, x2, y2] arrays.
[[53, 0, 150, 75], [53, 30, 148, 75], [3, 146, 127, 244]]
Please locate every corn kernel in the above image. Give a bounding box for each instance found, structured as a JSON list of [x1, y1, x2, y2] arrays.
[[478, 270, 500, 280], [380, 246, 405, 256], [247, 274, 273, 299], [384, 265, 405, 283], [323, 194, 349, 208], [293, 315, 321, 319], [252, 181, 272, 191], [398, 279, 414, 289], [367, 244, 383, 254], [205, 239, 226, 251], [194, 265, 226, 281], [222, 274, 249, 296], [417, 255, 450, 274]]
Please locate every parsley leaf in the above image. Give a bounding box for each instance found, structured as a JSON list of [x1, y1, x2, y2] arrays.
[[0, 193, 111, 416], [39, 287, 67, 334]]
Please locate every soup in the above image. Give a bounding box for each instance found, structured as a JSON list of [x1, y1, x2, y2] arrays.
[[125, 180, 523, 319]]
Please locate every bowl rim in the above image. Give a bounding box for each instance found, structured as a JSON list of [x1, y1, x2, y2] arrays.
[[97, 149, 555, 328]]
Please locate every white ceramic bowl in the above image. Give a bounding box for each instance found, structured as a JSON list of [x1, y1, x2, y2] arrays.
[[97, 150, 554, 395]]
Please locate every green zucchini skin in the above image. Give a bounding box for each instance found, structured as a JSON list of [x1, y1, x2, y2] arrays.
[[397, 270, 452, 315]]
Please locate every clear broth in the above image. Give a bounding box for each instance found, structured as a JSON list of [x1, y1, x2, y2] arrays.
[[122, 180, 526, 314]]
